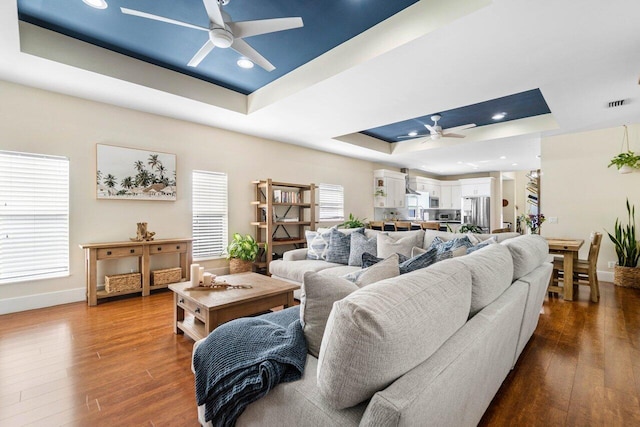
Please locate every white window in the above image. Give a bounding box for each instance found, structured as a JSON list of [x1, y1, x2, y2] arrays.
[[319, 183, 344, 222], [0, 151, 69, 284], [192, 170, 228, 260]]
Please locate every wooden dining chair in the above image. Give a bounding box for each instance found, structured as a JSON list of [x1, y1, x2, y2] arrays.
[[491, 227, 511, 233], [421, 222, 440, 230], [394, 221, 411, 231], [549, 232, 602, 302], [369, 221, 384, 231]]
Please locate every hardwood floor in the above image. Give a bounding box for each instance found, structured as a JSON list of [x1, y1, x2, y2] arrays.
[[1, 282, 640, 426]]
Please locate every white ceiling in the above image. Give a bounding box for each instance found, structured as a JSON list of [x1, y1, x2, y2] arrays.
[[2, 0, 639, 176]]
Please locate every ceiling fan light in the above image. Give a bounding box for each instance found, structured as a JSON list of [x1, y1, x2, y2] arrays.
[[209, 28, 233, 48], [82, 0, 108, 9], [237, 58, 254, 69], [408, 131, 418, 137], [492, 112, 506, 120]]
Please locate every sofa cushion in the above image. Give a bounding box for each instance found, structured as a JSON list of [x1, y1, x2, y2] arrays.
[[361, 249, 439, 274], [325, 228, 363, 265], [318, 265, 362, 278], [269, 259, 343, 284], [423, 230, 458, 248], [305, 229, 332, 260], [348, 232, 377, 267], [501, 234, 549, 281], [377, 233, 421, 259], [342, 254, 400, 287], [455, 242, 514, 317], [317, 261, 473, 409], [300, 272, 359, 358]]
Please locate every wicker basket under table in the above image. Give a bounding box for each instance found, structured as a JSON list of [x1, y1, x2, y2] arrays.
[[105, 272, 141, 293], [151, 267, 183, 286]]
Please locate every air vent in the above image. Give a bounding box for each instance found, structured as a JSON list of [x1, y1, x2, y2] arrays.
[[608, 99, 626, 108]]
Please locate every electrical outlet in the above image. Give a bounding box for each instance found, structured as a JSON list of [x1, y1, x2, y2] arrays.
[[548, 217, 558, 224], [608, 261, 616, 268]]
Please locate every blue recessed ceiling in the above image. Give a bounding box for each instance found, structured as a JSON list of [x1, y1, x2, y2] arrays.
[[17, 0, 419, 95], [362, 89, 552, 142]]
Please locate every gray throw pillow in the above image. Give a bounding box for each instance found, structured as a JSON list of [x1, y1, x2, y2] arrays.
[[377, 233, 419, 258], [361, 252, 408, 268], [325, 228, 363, 265], [300, 272, 358, 358], [348, 232, 377, 266], [467, 236, 497, 254], [305, 229, 332, 260], [342, 254, 400, 286], [430, 236, 474, 257], [399, 247, 439, 274]]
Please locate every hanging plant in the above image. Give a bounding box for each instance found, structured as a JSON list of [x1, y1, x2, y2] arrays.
[[608, 126, 640, 174]]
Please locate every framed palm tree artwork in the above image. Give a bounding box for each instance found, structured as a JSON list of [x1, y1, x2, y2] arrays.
[[96, 144, 177, 201]]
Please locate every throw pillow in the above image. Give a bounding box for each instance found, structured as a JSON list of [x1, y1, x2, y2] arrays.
[[467, 236, 497, 254], [342, 253, 400, 286], [411, 246, 426, 257], [465, 232, 481, 245], [305, 229, 332, 260], [430, 236, 474, 257], [361, 252, 408, 268], [399, 247, 439, 274], [377, 233, 419, 259], [300, 272, 358, 358], [325, 228, 363, 265], [348, 231, 377, 267]]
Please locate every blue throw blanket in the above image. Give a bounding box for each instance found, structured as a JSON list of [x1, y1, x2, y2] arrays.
[[193, 307, 306, 426]]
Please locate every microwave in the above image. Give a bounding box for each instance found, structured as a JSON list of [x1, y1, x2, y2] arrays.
[[438, 213, 452, 220], [429, 197, 439, 209]]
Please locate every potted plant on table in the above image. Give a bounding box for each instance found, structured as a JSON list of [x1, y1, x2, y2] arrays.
[[606, 199, 640, 288], [338, 213, 366, 229], [226, 233, 259, 274]]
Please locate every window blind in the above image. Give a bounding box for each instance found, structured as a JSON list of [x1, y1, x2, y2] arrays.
[[0, 151, 70, 284], [319, 183, 344, 221], [192, 170, 228, 260]]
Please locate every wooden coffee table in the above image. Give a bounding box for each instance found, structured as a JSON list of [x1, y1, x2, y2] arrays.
[[168, 272, 299, 341]]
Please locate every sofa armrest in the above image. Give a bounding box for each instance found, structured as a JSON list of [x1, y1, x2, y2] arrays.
[[283, 248, 308, 261]]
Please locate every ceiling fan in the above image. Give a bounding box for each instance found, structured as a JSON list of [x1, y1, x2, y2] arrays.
[[397, 114, 476, 141], [120, 0, 303, 72]]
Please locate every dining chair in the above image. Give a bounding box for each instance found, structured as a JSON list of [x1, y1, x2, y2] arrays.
[[394, 221, 411, 231], [421, 222, 440, 230], [549, 232, 602, 302], [491, 227, 511, 233], [369, 221, 384, 231]]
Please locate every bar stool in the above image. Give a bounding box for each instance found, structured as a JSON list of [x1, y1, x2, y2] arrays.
[[421, 222, 440, 230], [394, 221, 411, 231], [369, 221, 384, 231]]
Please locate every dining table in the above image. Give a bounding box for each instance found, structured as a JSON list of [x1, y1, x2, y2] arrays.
[[546, 237, 585, 301]]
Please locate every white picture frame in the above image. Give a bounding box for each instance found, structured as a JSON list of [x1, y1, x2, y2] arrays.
[[96, 144, 177, 201]]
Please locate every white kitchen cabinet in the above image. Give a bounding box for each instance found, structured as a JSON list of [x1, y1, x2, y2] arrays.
[[460, 178, 492, 197], [451, 184, 461, 209], [440, 182, 462, 209], [374, 170, 406, 208]]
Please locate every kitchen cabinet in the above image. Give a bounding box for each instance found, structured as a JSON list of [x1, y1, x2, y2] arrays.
[[460, 178, 493, 197], [409, 177, 440, 198], [374, 169, 406, 208], [440, 182, 462, 209]]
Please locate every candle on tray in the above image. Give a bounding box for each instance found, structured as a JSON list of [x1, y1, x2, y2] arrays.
[[199, 267, 205, 284], [203, 272, 213, 286], [190, 264, 200, 286]]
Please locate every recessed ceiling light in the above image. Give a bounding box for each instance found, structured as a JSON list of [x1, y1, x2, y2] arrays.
[[408, 131, 418, 137], [512, 163, 518, 166], [82, 0, 108, 9], [499, 155, 506, 160], [492, 112, 506, 120], [237, 58, 254, 69], [457, 161, 463, 164]]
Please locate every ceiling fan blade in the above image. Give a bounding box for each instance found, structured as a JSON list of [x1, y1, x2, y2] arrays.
[[187, 40, 215, 67], [121, 8, 208, 31], [228, 17, 303, 39], [397, 134, 428, 139], [425, 124, 437, 133], [202, 0, 225, 27], [231, 38, 275, 71], [442, 123, 476, 133], [441, 133, 466, 138]]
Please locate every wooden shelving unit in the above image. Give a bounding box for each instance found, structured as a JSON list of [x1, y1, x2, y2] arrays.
[[252, 179, 316, 274]]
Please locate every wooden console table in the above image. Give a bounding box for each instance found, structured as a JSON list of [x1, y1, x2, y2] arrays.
[[79, 238, 192, 306]]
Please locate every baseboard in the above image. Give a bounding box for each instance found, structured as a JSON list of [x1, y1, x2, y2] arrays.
[[598, 270, 614, 283], [0, 287, 85, 315]]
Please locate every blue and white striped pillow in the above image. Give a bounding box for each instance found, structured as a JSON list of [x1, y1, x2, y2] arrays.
[[305, 229, 332, 260]]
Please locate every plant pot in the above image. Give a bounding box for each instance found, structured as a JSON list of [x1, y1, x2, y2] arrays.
[[229, 258, 253, 274], [618, 165, 634, 174], [613, 265, 640, 288]]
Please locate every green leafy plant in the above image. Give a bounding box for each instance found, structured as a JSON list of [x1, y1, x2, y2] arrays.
[[226, 233, 259, 261], [458, 224, 483, 233], [374, 189, 386, 197], [608, 151, 640, 170], [338, 213, 366, 229], [606, 199, 640, 267]]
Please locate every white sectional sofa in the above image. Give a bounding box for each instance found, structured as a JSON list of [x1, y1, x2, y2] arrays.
[[269, 228, 521, 299], [206, 234, 551, 426]]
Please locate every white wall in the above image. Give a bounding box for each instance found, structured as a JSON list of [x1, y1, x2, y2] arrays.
[[0, 81, 378, 312], [540, 124, 640, 276]]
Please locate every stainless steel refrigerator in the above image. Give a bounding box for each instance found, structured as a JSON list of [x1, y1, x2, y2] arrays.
[[462, 196, 490, 232]]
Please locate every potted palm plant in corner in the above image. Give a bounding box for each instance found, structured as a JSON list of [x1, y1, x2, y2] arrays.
[[606, 199, 640, 288], [226, 233, 259, 274]]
